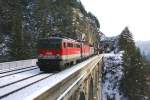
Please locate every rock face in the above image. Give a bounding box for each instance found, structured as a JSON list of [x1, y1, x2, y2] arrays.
[[33, 0, 100, 44], [99, 35, 119, 53], [0, 0, 100, 61]]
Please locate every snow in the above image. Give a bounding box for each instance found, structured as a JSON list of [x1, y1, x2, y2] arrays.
[[1, 56, 101, 100], [0, 66, 37, 77], [102, 52, 126, 100], [0, 59, 37, 72], [0, 34, 10, 57], [100, 35, 118, 42], [0, 68, 40, 87], [57, 73, 85, 100], [0, 73, 50, 98]]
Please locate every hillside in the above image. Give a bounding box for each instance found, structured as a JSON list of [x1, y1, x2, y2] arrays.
[[102, 53, 125, 100], [0, 0, 100, 62], [101, 27, 150, 100]]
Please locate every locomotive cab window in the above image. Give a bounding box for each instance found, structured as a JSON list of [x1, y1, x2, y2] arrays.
[[63, 43, 67, 48], [37, 39, 61, 50]]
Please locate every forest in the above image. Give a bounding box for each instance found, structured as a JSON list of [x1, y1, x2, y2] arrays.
[[0, 0, 100, 62]]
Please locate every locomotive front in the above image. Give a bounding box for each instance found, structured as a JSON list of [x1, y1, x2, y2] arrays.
[[37, 37, 63, 71]]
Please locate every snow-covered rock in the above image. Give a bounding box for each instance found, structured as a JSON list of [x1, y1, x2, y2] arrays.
[[100, 36, 120, 53], [102, 53, 126, 100]]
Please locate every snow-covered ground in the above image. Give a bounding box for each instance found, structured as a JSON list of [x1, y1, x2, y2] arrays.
[[0, 68, 41, 87], [102, 52, 126, 100], [0, 59, 37, 72], [0, 56, 101, 100]]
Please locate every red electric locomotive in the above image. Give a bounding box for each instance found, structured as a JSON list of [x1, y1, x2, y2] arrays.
[[37, 37, 94, 72]]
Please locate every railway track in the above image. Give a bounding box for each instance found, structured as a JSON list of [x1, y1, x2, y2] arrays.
[[0, 66, 36, 74], [0, 66, 38, 78], [0, 69, 42, 88], [0, 55, 102, 100], [0, 65, 55, 100]]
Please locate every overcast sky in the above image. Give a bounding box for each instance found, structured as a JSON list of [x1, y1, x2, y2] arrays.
[[80, 0, 150, 41]]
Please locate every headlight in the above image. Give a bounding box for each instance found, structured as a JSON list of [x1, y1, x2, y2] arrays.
[[56, 54, 60, 58]]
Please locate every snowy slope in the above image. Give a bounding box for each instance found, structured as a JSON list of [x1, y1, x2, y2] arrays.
[[102, 53, 126, 100]]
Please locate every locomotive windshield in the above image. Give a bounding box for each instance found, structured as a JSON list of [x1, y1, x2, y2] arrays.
[[37, 39, 61, 50]]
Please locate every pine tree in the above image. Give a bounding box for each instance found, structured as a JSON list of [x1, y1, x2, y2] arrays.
[[9, 0, 33, 60], [119, 27, 149, 99]]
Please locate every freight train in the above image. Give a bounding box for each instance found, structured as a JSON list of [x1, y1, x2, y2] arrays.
[[36, 37, 94, 72]]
